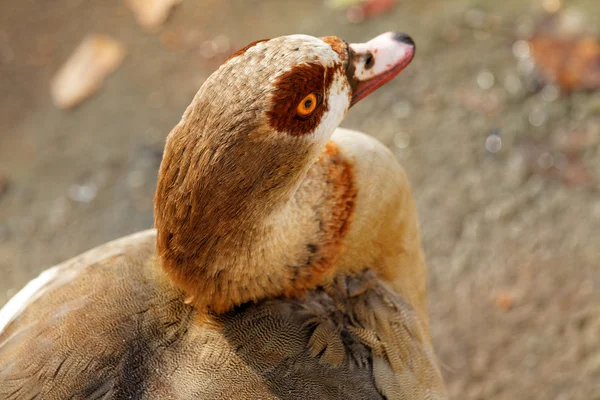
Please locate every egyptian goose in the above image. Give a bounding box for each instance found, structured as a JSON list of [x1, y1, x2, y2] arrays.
[[0, 32, 446, 399]]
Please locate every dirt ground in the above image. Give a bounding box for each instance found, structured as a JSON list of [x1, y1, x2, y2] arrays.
[[1, 0, 599, 398]]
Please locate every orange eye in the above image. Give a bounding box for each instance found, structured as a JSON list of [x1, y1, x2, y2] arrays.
[[296, 93, 320, 117]]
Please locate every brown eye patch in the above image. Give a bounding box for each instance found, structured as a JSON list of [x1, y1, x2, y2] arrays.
[[267, 63, 335, 136]]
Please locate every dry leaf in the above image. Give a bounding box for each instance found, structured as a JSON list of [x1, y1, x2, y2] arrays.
[[51, 35, 126, 110], [494, 292, 515, 312], [558, 157, 595, 187], [529, 33, 600, 90], [357, 0, 396, 18], [331, 0, 396, 22], [522, 138, 596, 188], [350, 0, 396, 21], [126, 0, 182, 30]]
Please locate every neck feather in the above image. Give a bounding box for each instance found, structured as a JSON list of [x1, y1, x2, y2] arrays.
[[155, 123, 356, 314]]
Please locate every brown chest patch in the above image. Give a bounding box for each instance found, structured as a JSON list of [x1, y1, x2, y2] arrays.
[[266, 63, 337, 136], [322, 142, 356, 240], [283, 141, 357, 297], [224, 39, 269, 63]]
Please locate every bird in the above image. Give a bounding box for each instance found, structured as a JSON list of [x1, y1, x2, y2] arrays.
[[0, 32, 447, 399]]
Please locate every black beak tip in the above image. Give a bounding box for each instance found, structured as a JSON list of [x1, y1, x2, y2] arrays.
[[391, 33, 415, 48]]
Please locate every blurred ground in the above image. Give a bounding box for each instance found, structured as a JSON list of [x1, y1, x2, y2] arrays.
[[1, 0, 600, 398]]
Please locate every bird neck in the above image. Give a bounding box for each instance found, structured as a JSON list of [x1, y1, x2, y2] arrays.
[[154, 122, 356, 315]]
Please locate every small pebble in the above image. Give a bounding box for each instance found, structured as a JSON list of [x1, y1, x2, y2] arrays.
[[68, 183, 98, 203], [506, 152, 528, 186], [512, 40, 531, 59], [517, 58, 535, 75], [465, 9, 486, 28], [213, 35, 231, 54], [529, 108, 547, 126], [199, 40, 219, 59], [393, 132, 411, 149], [537, 152, 554, 169], [541, 85, 559, 102], [485, 133, 502, 153], [503, 73, 523, 96], [477, 70, 495, 89]]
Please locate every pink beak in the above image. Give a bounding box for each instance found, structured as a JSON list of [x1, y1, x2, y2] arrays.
[[347, 32, 416, 106]]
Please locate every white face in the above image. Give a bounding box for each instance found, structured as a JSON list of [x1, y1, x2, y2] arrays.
[[270, 37, 351, 153], [213, 34, 353, 151], [308, 67, 351, 150]]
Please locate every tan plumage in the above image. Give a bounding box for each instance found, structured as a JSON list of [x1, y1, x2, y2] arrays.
[[0, 33, 446, 399]]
